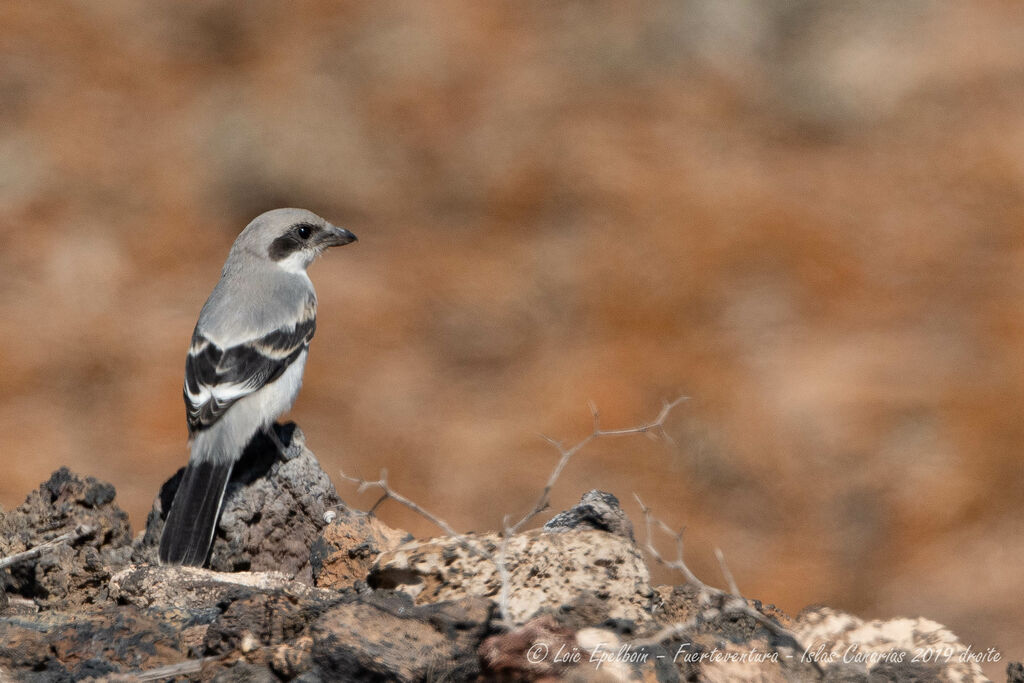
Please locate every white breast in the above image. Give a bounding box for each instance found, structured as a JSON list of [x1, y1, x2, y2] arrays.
[[190, 351, 308, 464]]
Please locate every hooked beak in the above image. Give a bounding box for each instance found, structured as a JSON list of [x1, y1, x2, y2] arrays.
[[321, 225, 358, 247]]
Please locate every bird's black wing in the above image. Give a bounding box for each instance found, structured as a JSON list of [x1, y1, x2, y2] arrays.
[[183, 315, 316, 434]]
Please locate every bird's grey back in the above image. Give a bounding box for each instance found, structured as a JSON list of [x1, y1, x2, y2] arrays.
[[195, 209, 325, 346], [196, 261, 315, 346]]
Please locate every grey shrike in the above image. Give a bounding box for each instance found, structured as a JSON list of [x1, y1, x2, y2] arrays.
[[159, 208, 357, 566]]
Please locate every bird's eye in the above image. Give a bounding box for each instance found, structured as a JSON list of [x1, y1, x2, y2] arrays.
[[297, 225, 312, 240]]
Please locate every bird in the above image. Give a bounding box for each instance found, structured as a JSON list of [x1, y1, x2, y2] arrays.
[[159, 208, 357, 566]]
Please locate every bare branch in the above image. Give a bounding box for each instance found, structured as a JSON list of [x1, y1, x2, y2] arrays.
[[336, 397, 688, 630], [633, 494, 705, 588], [338, 467, 495, 565], [507, 396, 688, 535], [715, 547, 741, 597], [339, 468, 464, 541], [631, 497, 820, 673], [495, 515, 515, 628], [0, 524, 96, 571]]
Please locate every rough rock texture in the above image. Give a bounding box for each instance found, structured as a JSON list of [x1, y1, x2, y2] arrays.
[[0, 462, 996, 682], [135, 423, 341, 583], [0, 604, 190, 679], [793, 606, 986, 681], [202, 588, 346, 677], [544, 490, 635, 542], [110, 564, 335, 612], [311, 510, 412, 589], [0, 468, 132, 609], [312, 591, 492, 682], [370, 527, 654, 625]]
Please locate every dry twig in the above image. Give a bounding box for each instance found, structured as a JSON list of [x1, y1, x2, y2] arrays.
[[631, 496, 818, 672], [338, 468, 463, 540], [0, 524, 96, 571], [338, 398, 688, 628], [715, 547, 741, 597], [337, 468, 496, 563], [506, 397, 687, 536]]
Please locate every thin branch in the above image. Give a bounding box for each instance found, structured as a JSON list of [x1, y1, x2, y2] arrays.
[[339, 468, 463, 541], [338, 467, 495, 563], [507, 397, 687, 535], [337, 397, 687, 630], [715, 547, 740, 597], [633, 494, 705, 588], [496, 515, 515, 628], [631, 497, 821, 674], [0, 524, 96, 570]]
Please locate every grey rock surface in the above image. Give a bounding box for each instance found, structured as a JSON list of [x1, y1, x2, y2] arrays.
[[544, 489, 635, 541], [110, 564, 335, 612], [0, 468, 132, 609], [135, 423, 342, 583], [0, 460, 992, 681], [311, 591, 491, 682]]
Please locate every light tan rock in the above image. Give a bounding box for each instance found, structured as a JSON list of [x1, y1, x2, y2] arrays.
[[370, 528, 653, 625], [109, 563, 332, 611], [311, 512, 412, 589], [793, 606, 987, 682]]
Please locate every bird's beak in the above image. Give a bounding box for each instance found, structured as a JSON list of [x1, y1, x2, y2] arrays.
[[320, 225, 358, 247]]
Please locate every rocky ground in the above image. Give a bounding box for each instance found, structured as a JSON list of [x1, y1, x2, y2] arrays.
[[0, 426, 1014, 682]]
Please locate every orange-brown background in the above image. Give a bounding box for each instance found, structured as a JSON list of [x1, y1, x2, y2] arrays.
[[1, 2, 1022, 674]]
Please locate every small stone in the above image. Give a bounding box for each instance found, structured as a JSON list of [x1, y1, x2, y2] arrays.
[[370, 527, 653, 625], [544, 490, 635, 541], [311, 511, 413, 589], [0, 468, 132, 609], [134, 423, 342, 583]]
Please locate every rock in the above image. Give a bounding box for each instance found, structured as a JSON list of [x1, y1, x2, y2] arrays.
[[0, 605, 189, 679], [651, 584, 704, 629], [187, 583, 490, 682], [0, 468, 132, 609], [311, 510, 413, 589], [311, 591, 491, 682], [479, 614, 578, 679], [135, 423, 342, 582], [0, 465, 999, 682], [110, 564, 336, 612], [212, 661, 280, 682], [202, 589, 342, 675], [653, 584, 791, 642], [793, 606, 986, 681], [370, 527, 654, 625], [545, 490, 635, 542], [642, 585, 819, 682], [480, 617, 678, 682]]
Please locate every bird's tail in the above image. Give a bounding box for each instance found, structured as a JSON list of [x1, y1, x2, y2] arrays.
[[158, 460, 234, 566]]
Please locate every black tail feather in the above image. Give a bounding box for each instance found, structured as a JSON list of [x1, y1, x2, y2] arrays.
[[158, 460, 233, 566]]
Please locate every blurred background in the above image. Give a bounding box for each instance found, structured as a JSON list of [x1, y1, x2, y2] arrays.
[[1, 1, 1022, 674]]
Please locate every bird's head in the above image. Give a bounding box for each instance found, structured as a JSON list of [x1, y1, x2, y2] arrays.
[[236, 208, 357, 274]]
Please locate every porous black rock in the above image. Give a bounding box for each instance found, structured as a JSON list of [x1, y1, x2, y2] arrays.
[[0, 468, 132, 609], [135, 423, 343, 583]]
